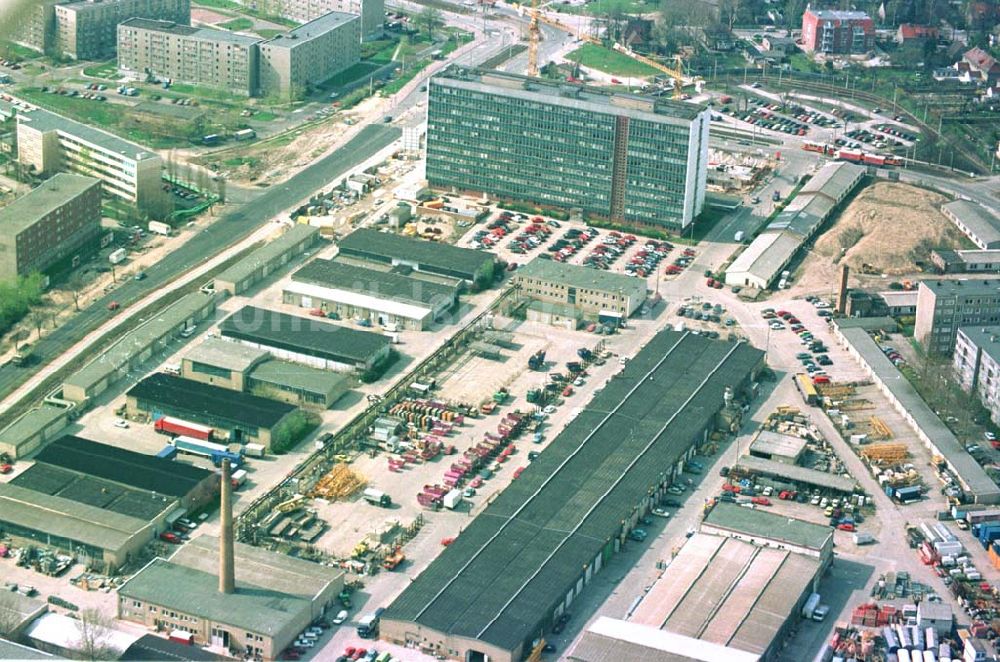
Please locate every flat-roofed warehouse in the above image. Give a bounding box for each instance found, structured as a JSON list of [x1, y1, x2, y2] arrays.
[[0, 404, 70, 460], [514, 257, 648, 321], [24, 435, 217, 511], [701, 501, 833, 563], [125, 372, 299, 448], [0, 482, 156, 572], [284, 258, 459, 330], [337, 228, 496, 287], [181, 338, 270, 391], [382, 331, 764, 662], [62, 291, 217, 404], [119, 536, 345, 660], [219, 305, 392, 373], [213, 224, 319, 296]]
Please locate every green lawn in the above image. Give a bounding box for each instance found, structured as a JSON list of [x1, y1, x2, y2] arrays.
[[220, 17, 254, 31], [167, 82, 248, 103], [256, 28, 284, 39], [253, 110, 278, 121], [0, 41, 42, 62], [321, 61, 384, 89], [82, 61, 120, 79], [193, 0, 297, 27], [17, 87, 125, 126], [565, 44, 659, 77]]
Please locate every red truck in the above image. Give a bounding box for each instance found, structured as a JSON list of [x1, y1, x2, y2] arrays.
[[154, 416, 213, 441]]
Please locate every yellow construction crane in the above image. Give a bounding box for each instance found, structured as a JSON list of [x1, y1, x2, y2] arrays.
[[611, 44, 702, 97]]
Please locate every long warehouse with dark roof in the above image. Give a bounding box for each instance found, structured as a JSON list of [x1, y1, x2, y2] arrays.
[[337, 228, 496, 285], [29, 435, 217, 510], [219, 305, 392, 372], [382, 331, 764, 662], [125, 372, 299, 448]]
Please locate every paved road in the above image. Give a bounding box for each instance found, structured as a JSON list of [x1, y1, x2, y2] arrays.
[[0, 124, 400, 407]]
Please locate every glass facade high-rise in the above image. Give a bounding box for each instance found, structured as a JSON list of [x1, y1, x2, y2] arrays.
[[426, 67, 709, 231]]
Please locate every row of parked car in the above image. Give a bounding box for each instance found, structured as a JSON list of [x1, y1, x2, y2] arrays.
[[579, 230, 636, 270], [873, 122, 917, 142], [623, 239, 674, 278], [747, 96, 839, 128], [546, 226, 602, 263], [505, 220, 554, 254]]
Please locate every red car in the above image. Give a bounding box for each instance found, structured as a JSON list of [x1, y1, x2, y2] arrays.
[[751, 497, 771, 506], [0, 464, 12, 474], [776, 310, 790, 318], [107, 301, 120, 311], [837, 522, 855, 532], [160, 531, 182, 544], [562, 386, 574, 397], [813, 375, 831, 385]]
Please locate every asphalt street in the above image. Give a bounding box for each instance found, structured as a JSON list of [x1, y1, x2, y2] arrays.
[[0, 124, 400, 404]]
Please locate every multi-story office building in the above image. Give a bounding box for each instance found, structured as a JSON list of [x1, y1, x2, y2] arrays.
[[426, 67, 710, 232], [258, 12, 360, 100], [16, 107, 163, 213], [54, 0, 190, 60], [915, 279, 1000, 355], [0, 174, 102, 281], [801, 9, 874, 55], [117, 19, 261, 96], [954, 326, 1000, 426], [242, 0, 384, 40]]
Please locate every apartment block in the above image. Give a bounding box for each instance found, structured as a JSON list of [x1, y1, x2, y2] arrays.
[[954, 326, 1000, 426], [242, 0, 384, 40], [258, 12, 361, 100], [915, 279, 1000, 355], [118, 19, 260, 96], [426, 67, 710, 232], [16, 107, 163, 213], [11, 0, 63, 55], [801, 9, 874, 55], [54, 0, 191, 60], [0, 174, 102, 281]]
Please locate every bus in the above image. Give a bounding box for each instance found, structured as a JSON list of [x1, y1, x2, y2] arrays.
[[794, 373, 819, 405], [201, 134, 221, 146], [233, 128, 256, 141]]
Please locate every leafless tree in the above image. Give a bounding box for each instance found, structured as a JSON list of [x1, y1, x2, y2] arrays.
[[74, 608, 121, 661]]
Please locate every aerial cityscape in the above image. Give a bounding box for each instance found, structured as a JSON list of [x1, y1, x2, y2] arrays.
[[0, 0, 999, 659]]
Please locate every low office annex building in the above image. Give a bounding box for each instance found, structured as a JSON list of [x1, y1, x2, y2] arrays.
[[382, 331, 764, 662]]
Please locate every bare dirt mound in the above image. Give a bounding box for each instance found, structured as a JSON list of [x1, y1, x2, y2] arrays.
[[811, 182, 966, 277]]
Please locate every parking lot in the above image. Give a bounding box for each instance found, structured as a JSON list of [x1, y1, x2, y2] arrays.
[[458, 211, 698, 298]]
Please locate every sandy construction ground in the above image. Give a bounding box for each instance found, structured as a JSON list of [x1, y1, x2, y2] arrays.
[[795, 181, 966, 294]]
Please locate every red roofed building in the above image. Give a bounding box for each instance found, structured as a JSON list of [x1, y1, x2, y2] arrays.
[[801, 9, 874, 55], [896, 24, 939, 44], [963, 47, 1000, 84]]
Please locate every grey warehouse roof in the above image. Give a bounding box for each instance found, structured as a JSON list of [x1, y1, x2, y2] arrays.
[[385, 331, 763, 652], [799, 162, 865, 201], [0, 483, 150, 552], [168, 535, 343, 601], [748, 430, 806, 459], [185, 338, 269, 373], [119, 559, 311, 637], [249, 359, 351, 396], [838, 326, 1000, 502], [434, 66, 706, 123], [17, 107, 159, 161], [337, 228, 493, 280], [64, 291, 216, 394], [293, 258, 459, 306], [703, 501, 833, 550], [736, 455, 858, 494], [517, 257, 647, 300], [220, 305, 390, 365], [944, 200, 1000, 246], [0, 174, 98, 235], [0, 405, 68, 453], [920, 277, 1000, 298], [215, 224, 318, 287], [726, 231, 802, 284]]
